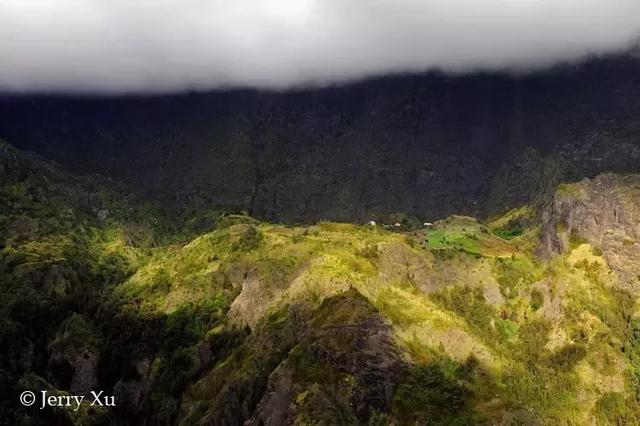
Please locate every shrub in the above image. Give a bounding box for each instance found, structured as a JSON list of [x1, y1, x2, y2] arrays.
[[431, 286, 495, 338], [530, 289, 544, 310], [494, 256, 541, 298], [230, 224, 262, 251], [594, 392, 638, 425], [357, 243, 379, 260], [547, 344, 586, 372], [392, 360, 480, 424]]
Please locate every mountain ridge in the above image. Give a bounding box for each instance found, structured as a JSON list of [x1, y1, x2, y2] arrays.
[[1, 139, 639, 424], [2, 54, 640, 223]]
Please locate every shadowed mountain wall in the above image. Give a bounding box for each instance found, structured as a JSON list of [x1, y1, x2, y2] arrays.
[[1, 55, 640, 222]]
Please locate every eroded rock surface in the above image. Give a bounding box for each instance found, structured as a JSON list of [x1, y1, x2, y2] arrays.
[[541, 173, 640, 292]]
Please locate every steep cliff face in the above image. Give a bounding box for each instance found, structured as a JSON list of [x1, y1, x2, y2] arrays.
[[540, 173, 640, 294], [1, 55, 640, 222]]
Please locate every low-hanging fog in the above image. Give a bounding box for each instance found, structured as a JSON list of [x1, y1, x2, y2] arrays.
[[1, 0, 639, 94]]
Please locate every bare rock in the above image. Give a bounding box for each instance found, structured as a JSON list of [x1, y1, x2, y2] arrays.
[[540, 173, 640, 293]]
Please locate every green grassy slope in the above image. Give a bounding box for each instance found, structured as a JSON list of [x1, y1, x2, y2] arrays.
[[1, 139, 639, 425]]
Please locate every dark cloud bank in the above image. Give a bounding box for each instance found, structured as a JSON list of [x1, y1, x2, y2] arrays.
[[1, 0, 639, 94]]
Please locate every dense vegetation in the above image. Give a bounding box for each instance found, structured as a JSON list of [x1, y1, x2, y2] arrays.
[[1, 139, 639, 424]]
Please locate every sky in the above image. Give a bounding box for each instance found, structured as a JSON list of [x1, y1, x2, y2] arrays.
[[0, 0, 639, 94]]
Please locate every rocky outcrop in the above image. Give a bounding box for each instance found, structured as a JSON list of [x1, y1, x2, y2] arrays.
[[47, 314, 101, 396], [250, 289, 405, 425], [540, 173, 640, 293], [180, 290, 405, 425]]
